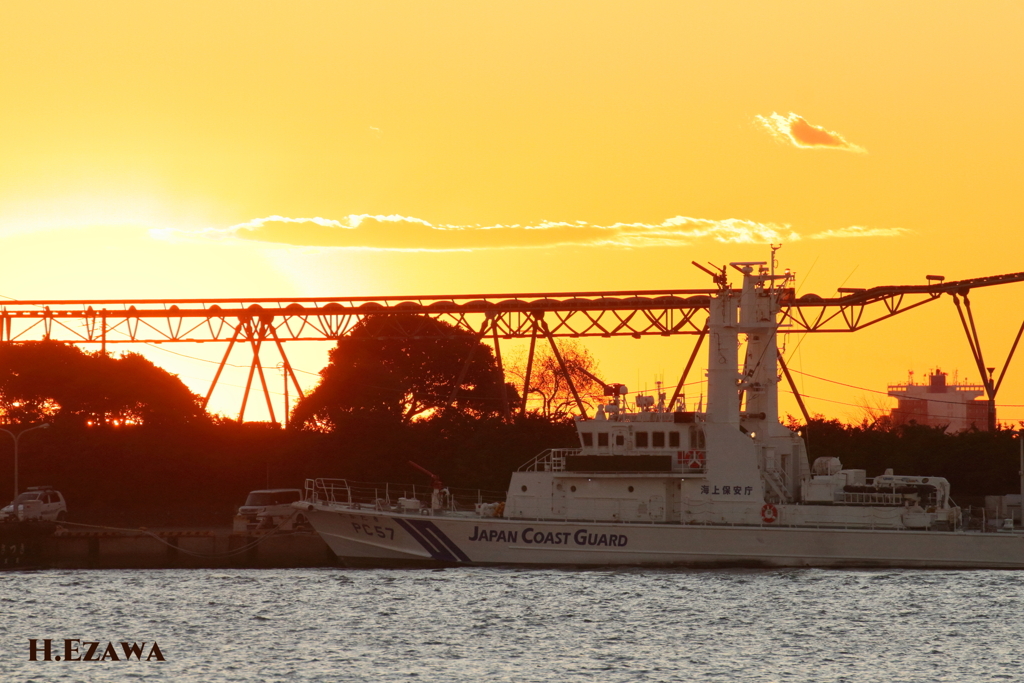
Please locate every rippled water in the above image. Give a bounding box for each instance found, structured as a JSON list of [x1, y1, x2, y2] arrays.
[[1, 567, 1022, 682]]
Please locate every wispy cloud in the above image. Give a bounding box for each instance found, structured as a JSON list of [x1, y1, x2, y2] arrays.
[[807, 225, 910, 239], [755, 112, 866, 153], [152, 214, 907, 252]]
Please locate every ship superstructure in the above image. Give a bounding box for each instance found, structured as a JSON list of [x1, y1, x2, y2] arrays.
[[506, 262, 957, 532], [888, 369, 989, 432], [299, 262, 1017, 568]]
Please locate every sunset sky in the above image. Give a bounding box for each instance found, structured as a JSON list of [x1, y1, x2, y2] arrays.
[[2, 1, 1023, 423]]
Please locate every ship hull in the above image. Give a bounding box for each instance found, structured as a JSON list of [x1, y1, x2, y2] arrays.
[[305, 505, 1024, 569]]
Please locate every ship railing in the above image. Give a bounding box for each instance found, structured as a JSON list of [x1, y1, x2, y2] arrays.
[[835, 491, 912, 506], [887, 383, 986, 393], [305, 478, 353, 506], [617, 412, 679, 423], [304, 477, 506, 513], [518, 448, 581, 472]]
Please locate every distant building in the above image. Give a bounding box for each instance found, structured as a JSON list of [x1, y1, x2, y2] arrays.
[[887, 369, 989, 433]]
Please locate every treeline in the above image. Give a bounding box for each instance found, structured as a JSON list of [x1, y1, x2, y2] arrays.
[[10, 415, 1020, 527], [7, 415, 577, 527]]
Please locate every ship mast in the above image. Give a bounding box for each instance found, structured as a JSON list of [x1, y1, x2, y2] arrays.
[[703, 266, 740, 428], [737, 262, 792, 424]]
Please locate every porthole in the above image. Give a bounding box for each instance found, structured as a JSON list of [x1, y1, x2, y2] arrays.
[[570, 485, 577, 492], [521, 485, 528, 492], [628, 486, 634, 492]]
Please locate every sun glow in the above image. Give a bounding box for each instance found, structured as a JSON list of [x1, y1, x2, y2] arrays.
[[2, 2, 1023, 422]]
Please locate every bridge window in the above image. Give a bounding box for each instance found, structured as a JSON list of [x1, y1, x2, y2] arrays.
[[689, 425, 706, 449], [652, 431, 665, 448], [581, 433, 593, 447], [598, 433, 609, 447], [669, 432, 680, 448], [636, 432, 648, 448]]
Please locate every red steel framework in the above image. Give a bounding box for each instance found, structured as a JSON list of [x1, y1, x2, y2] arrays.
[[2, 268, 1023, 426]]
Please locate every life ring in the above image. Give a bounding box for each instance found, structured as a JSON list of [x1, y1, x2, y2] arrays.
[[761, 503, 778, 524]]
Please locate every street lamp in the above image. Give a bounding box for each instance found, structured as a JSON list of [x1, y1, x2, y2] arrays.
[[276, 362, 289, 429], [0, 423, 51, 504], [1019, 429, 1024, 525]]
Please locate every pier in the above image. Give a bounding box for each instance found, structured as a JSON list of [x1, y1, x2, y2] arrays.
[[0, 522, 336, 570]]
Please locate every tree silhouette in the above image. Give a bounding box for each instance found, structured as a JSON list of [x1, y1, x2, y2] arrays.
[[291, 315, 515, 431], [0, 342, 207, 426], [507, 340, 602, 420]]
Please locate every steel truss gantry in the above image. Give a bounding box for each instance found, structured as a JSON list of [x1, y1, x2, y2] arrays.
[[1, 269, 1023, 423]]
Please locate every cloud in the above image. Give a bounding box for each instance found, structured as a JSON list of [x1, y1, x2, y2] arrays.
[[152, 214, 907, 252], [807, 225, 911, 239], [755, 112, 866, 153]]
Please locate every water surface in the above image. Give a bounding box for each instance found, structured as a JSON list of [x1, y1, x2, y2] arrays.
[[1, 567, 1021, 682]]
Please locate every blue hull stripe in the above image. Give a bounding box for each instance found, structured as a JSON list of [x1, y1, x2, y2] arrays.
[[395, 518, 471, 562]]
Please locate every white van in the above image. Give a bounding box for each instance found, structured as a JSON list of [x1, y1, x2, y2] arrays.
[[234, 488, 303, 531]]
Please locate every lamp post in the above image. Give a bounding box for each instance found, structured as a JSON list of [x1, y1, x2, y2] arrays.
[[276, 362, 288, 429], [0, 423, 51, 504], [1019, 430, 1024, 526]]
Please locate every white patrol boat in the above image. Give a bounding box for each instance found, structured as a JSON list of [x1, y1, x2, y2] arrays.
[[299, 263, 1024, 568]]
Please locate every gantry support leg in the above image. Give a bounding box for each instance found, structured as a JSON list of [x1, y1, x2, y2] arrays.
[[778, 351, 813, 458], [267, 324, 306, 427], [953, 291, 1001, 431], [540, 318, 588, 420], [205, 316, 304, 424], [446, 317, 492, 409], [995, 317, 1024, 397], [668, 324, 708, 411], [204, 322, 244, 410], [238, 320, 274, 423], [247, 320, 278, 424], [777, 351, 812, 428], [490, 314, 511, 422], [520, 315, 540, 418]]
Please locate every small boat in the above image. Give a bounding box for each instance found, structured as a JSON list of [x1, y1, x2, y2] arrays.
[[299, 262, 1024, 568]]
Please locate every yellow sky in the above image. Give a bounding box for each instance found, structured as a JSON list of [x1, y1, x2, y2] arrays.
[[2, 1, 1023, 423]]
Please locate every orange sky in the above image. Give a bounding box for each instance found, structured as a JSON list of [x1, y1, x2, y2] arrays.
[[2, 1, 1023, 423]]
